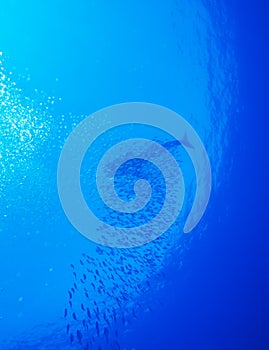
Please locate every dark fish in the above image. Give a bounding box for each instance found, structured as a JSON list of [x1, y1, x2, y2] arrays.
[[74, 283, 78, 290], [162, 140, 181, 149], [77, 329, 83, 345], [118, 275, 125, 282], [80, 259, 84, 266], [70, 333, 74, 344], [103, 312, 108, 323], [87, 308, 91, 318], [71, 287, 75, 294], [94, 308, 100, 321], [70, 264, 75, 269], [104, 326, 109, 343], [69, 301, 73, 308], [132, 308, 137, 319], [72, 312, 78, 321], [115, 297, 122, 307], [85, 291, 89, 299], [122, 314, 126, 324], [73, 271, 77, 279], [95, 270, 100, 277], [66, 324, 70, 334], [81, 303, 85, 311], [80, 278, 86, 284], [95, 321, 100, 337], [115, 340, 120, 349], [64, 308, 68, 318], [112, 309, 117, 321], [83, 273, 87, 280], [96, 246, 103, 254], [68, 291, 72, 299]]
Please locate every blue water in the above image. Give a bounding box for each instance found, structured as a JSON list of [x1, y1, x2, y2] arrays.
[[0, 0, 268, 349]]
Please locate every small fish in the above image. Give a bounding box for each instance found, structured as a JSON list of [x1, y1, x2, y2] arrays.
[[112, 309, 117, 321], [85, 291, 89, 299], [74, 283, 78, 290], [95, 321, 100, 337], [87, 308, 91, 319], [81, 303, 85, 311], [96, 246, 103, 254], [80, 259, 84, 266], [73, 271, 77, 279], [69, 301, 73, 308], [94, 308, 100, 321], [132, 308, 137, 319], [68, 291, 72, 299], [70, 333, 74, 344], [122, 314, 125, 324], [77, 329, 83, 344], [72, 312, 78, 321], [83, 273, 87, 280], [70, 264, 75, 269], [115, 340, 120, 349], [66, 324, 70, 334], [64, 308, 68, 318], [71, 287, 75, 294], [104, 326, 109, 343]]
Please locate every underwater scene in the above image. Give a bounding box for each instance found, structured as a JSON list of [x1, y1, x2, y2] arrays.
[[0, 0, 268, 349]]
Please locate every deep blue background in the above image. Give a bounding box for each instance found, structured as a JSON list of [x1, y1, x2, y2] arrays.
[[145, 2, 269, 349], [1, 0, 269, 349]]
